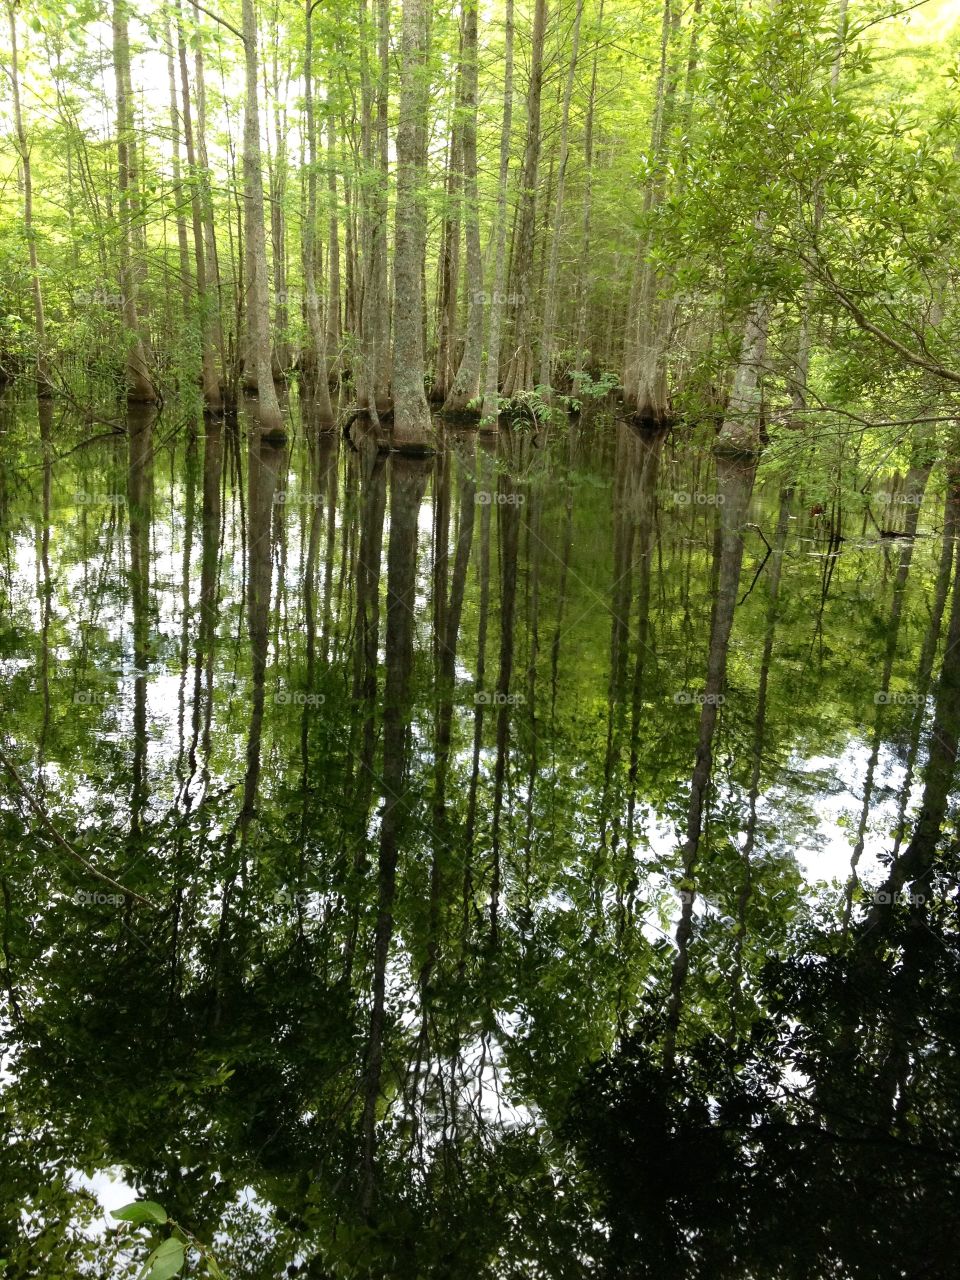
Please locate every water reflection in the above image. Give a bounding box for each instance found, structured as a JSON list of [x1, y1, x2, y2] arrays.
[[1, 399, 959, 1277]]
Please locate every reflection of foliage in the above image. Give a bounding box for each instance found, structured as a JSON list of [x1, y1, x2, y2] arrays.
[[1, 400, 957, 1275], [567, 889, 960, 1278]]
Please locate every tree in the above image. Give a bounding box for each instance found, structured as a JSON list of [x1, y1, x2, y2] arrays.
[[390, 0, 434, 452], [112, 0, 156, 403], [241, 0, 285, 433]]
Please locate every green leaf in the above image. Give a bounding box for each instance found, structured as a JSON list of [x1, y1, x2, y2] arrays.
[[112, 1200, 168, 1225], [137, 1237, 185, 1280]]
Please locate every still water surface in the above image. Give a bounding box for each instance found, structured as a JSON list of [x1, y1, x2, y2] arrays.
[[1, 398, 958, 1278]]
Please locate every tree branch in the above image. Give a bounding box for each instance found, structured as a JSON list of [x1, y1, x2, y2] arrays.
[[0, 744, 160, 910]]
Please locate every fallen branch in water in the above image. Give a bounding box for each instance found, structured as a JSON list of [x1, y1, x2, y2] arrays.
[[0, 744, 160, 910]]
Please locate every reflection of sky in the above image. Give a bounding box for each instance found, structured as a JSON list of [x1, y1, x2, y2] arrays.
[[8, 469, 934, 897], [785, 740, 922, 889], [3, 427, 946, 1243]]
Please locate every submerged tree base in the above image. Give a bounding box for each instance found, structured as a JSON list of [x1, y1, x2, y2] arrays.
[[713, 438, 762, 461], [625, 406, 676, 431], [343, 407, 437, 456], [389, 429, 436, 457], [437, 406, 482, 428]]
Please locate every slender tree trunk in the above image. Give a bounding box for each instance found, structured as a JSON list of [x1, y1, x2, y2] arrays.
[[8, 3, 50, 396], [241, 0, 284, 433], [791, 0, 847, 423], [442, 0, 485, 415], [432, 65, 463, 405], [166, 20, 192, 323], [174, 3, 222, 409], [621, 0, 683, 426], [479, 0, 515, 424], [501, 0, 548, 399], [325, 103, 342, 382], [390, 0, 433, 451], [182, 0, 226, 407], [112, 0, 156, 403], [303, 0, 335, 424], [538, 0, 583, 394], [716, 294, 770, 454], [357, 0, 392, 415], [573, 0, 603, 374], [267, 35, 290, 375]]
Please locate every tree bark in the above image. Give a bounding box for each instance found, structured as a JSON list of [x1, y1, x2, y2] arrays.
[[325, 103, 342, 382], [538, 0, 583, 394], [241, 0, 285, 433], [303, 0, 335, 424], [175, 1, 223, 410], [357, 0, 392, 416], [501, 0, 548, 399], [390, 0, 433, 451], [479, 0, 515, 424], [432, 64, 463, 405], [166, 19, 192, 323], [112, 0, 156, 403], [716, 294, 770, 454], [621, 0, 683, 426], [8, 2, 49, 396], [572, 0, 603, 375], [442, 0, 485, 415]]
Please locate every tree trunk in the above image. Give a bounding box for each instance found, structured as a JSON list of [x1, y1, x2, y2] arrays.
[[432, 66, 462, 405], [572, 0, 603, 375], [479, 0, 515, 424], [538, 0, 583, 394], [621, 0, 683, 426], [325, 104, 342, 382], [266, 34, 290, 375], [241, 0, 284, 434], [501, 0, 548, 399], [442, 0, 485, 416], [357, 0, 392, 416], [183, 0, 227, 407], [8, 2, 49, 396], [303, 0, 335, 425], [390, 0, 433, 452], [166, 21, 192, 323], [112, 0, 156, 403], [716, 295, 770, 454], [791, 0, 847, 424]]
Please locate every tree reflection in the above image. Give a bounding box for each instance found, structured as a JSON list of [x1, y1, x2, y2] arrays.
[[1, 411, 959, 1278]]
